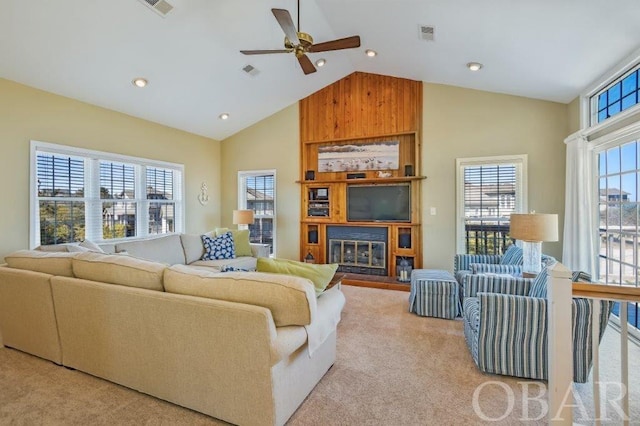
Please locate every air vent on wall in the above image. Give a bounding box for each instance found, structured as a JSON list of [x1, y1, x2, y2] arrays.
[[242, 64, 260, 77], [419, 25, 435, 41], [138, 0, 174, 17]]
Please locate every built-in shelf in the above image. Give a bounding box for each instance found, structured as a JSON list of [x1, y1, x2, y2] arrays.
[[297, 176, 426, 184]]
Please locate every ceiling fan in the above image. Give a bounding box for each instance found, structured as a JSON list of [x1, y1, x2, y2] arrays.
[[240, 1, 361, 75]]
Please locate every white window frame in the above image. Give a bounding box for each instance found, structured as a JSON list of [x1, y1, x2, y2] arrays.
[[455, 154, 528, 254], [30, 140, 184, 248], [238, 169, 276, 256], [581, 47, 640, 131]]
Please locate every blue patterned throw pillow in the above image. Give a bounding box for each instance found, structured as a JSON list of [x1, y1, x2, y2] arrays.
[[221, 265, 249, 272], [201, 232, 236, 260]]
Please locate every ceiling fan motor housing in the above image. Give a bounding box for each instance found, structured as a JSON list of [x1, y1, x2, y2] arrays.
[[285, 32, 314, 50]]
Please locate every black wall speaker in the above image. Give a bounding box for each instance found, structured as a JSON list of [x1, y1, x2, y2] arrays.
[[404, 165, 414, 177], [308, 230, 319, 244], [305, 170, 315, 181], [399, 233, 412, 249], [347, 172, 366, 179]]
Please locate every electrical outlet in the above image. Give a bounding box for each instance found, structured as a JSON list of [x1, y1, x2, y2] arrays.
[[430, 207, 437, 215]]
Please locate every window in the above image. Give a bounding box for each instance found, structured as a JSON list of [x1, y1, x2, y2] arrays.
[[31, 141, 184, 247], [238, 170, 275, 255], [596, 140, 640, 328], [590, 64, 640, 125], [456, 155, 527, 255]]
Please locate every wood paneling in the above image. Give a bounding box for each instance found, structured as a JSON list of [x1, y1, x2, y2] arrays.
[[300, 72, 422, 143]]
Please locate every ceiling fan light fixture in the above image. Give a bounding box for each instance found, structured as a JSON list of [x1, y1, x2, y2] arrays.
[[466, 62, 483, 71], [365, 49, 377, 57], [315, 58, 326, 67], [132, 77, 148, 88], [219, 113, 230, 120]]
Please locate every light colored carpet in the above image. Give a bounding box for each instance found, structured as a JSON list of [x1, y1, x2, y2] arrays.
[[0, 285, 637, 425]]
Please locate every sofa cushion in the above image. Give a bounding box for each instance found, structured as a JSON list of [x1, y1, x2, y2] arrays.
[[256, 257, 338, 296], [189, 256, 257, 271], [164, 264, 317, 326], [230, 229, 252, 257], [115, 234, 185, 265], [180, 233, 205, 264], [5, 250, 76, 277], [201, 233, 235, 260], [500, 245, 523, 265], [72, 252, 166, 291]]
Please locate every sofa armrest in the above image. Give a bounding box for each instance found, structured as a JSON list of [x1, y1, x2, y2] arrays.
[[454, 254, 500, 272], [463, 274, 532, 298], [470, 263, 522, 275], [476, 292, 548, 379], [250, 243, 270, 258]]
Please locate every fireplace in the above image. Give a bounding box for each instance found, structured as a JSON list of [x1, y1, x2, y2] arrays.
[[326, 226, 388, 275]]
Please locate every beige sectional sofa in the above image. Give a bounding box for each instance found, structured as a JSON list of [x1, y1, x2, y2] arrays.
[[0, 237, 345, 426]]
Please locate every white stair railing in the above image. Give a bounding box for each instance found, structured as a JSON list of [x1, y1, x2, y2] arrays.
[[549, 264, 639, 425]]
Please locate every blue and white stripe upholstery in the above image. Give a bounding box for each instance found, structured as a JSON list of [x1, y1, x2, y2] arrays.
[[462, 269, 613, 382], [454, 254, 500, 273], [409, 269, 460, 319], [470, 263, 522, 276], [463, 274, 532, 298], [499, 244, 524, 265]]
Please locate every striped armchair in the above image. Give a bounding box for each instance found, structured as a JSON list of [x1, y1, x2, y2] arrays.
[[462, 269, 613, 383], [453, 245, 524, 286]]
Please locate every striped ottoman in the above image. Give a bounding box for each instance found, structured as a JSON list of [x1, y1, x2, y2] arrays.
[[409, 269, 460, 319]]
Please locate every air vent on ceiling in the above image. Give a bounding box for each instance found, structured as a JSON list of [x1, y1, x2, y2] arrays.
[[242, 64, 260, 77], [419, 25, 435, 41], [138, 0, 174, 17]]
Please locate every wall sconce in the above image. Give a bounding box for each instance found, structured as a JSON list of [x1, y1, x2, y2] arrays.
[[198, 182, 209, 206], [509, 213, 558, 275]]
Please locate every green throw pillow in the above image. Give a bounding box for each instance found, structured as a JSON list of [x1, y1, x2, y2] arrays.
[[257, 257, 338, 295], [215, 228, 252, 257]]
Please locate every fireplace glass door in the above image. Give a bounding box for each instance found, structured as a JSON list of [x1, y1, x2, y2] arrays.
[[329, 239, 386, 273]]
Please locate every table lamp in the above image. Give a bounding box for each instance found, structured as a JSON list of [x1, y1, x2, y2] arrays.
[[509, 213, 558, 276], [232, 209, 254, 229]]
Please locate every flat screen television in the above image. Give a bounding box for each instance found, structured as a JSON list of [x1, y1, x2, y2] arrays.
[[347, 183, 411, 222]]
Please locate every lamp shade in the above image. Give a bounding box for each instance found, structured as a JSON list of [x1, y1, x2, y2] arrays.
[[509, 213, 558, 242], [232, 209, 254, 225]]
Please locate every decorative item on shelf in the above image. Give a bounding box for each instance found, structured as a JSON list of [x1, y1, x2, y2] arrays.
[[399, 232, 411, 249], [305, 250, 315, 263], [404, 164, 414, 177], [509, 212, 558, 275], [397, 257, 412, 282], [308, 229, 319, 244], [232, 209, 254, 230], [305, 170, 315, 181], [197, 182, 209, 206], [377, 170, 392, 178]]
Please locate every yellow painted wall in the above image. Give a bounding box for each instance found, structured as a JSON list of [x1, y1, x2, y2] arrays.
[[0, 78, 221, 260], [567, 96, 581, 134], [220, 104, 300, 260], [219, 83, 569, 269], [421, 83, 568, 268]]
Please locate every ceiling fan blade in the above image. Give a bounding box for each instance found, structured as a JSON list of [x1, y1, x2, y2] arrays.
[[271, 8, 300, 45], [297, 54, 317, 75], [240, 49, 291, 55], [307, 35, 361, 53]]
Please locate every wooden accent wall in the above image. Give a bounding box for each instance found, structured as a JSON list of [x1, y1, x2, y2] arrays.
[[298, 72, 424, 282], [299, 72, 422, 142]]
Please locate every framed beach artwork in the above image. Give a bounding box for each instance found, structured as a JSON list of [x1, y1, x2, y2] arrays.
[[317, 140, 400, 172]]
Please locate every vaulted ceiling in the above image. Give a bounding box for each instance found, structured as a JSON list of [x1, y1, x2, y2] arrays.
[[2, 0, 640, 140]]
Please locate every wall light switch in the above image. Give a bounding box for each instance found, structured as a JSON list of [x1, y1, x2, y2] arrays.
[[430, 207, 436, 215]]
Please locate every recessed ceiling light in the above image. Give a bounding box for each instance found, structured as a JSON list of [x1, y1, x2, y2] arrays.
[[365, 49, 377, 57], [219, 113, 230, 120], [315, 58, 326, 67], [466, 62, 483, 71], [132, 77, 148, 88]]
